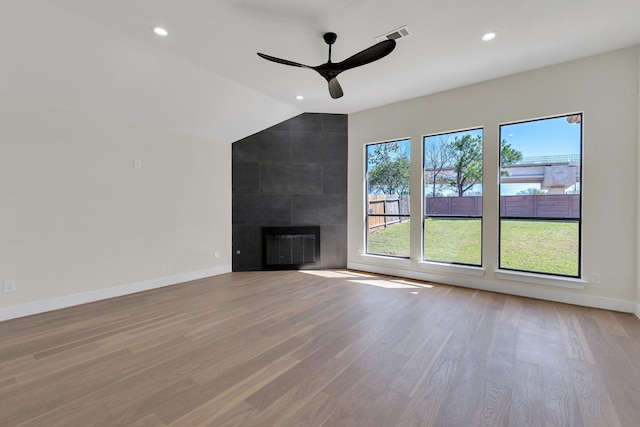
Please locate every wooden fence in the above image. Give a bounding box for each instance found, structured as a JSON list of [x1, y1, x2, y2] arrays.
[[500, 194, 580, 218], [426, 196, 483, 216], [369, 194, 580, 231], [368, 195, 410, 231], [424, 194, 580, 218]]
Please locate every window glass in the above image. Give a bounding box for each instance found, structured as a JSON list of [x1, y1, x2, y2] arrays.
[[423, 129, 483, 266], [499, 114, 582, 277], [366, 139, 411, 257]]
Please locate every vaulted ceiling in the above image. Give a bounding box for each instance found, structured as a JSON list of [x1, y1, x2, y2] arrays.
[[2, 0, 639, 142]]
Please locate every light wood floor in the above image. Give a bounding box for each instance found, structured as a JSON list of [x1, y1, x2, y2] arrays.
[[1, 270, 639, 427]]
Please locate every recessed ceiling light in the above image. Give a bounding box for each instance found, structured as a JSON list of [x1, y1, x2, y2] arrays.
[[296, 95, 304, 100], [482, 32, 496, 42], [152, 26, 168, 37]]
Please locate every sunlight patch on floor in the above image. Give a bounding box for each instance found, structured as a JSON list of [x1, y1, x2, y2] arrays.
[[348, 279, 433, 290], [299, 270, 376, 279], [299, 270, 434, 290]]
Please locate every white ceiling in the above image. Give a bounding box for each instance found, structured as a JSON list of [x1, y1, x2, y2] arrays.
[[1, 0, 639, 142]]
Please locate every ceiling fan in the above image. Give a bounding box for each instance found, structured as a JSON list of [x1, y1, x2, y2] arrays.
[[257, 32, 396, 99]]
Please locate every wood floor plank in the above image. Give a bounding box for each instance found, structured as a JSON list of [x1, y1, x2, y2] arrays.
[[570, 360, 623, 427], [0, 348, 134, 425], [509, 360, 544, 427], [395, 355, 460, 427], [540, 319, 585, 427], [478, 380, 512, 426], [245, 329, 360, 411], [388, 327, 453, 397], [157, 336, 307, 424], [0, 270, 638, 426], [343, 385, 410, 427], [264, 358, 348, 426], [436, 348, 505, 426], [170, 355, 299, 426], [274, 391, 338, 427], [572, 309, 640, 426], [130, 413, 167, 427]]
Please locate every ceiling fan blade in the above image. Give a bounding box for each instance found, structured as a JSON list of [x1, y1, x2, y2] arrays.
[[257, 53, 311, 69], [328, 78, 343, 99], [334, 39, 396, 71]]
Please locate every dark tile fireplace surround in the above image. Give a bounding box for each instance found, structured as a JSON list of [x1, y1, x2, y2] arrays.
[[232, 113, 347, 271]]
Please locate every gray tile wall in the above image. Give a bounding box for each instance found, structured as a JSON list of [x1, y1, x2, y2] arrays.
[[232, 113, 348, 271]]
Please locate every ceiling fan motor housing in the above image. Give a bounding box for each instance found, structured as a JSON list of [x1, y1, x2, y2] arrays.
[[323, 32, 337, 45]]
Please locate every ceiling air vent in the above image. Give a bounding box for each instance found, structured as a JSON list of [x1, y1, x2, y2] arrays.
[[376, 25, 411, 42]]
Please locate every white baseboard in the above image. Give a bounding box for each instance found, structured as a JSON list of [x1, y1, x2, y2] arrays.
[[0, 265, 231, 322], [348, 262, 637, 314]]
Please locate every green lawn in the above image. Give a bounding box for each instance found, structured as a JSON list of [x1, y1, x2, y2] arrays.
[[367, 218, 579, 275], [424, 218, 481, 265], [500, 219, 579, 276], [367, 220, 411, 257]]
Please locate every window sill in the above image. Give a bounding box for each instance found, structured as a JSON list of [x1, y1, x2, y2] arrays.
[[359, 253, 412, 267], [494, 269, 587, 289], [418, 261, 485, 277]]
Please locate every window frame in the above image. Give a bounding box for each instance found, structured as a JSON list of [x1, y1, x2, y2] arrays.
[[364, 138, 412, 259], [422, 127, 484, 267], [497, 113, 583, 279]]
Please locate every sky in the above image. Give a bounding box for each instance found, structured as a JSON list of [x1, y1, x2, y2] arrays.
[[423, 114, 582, 196], [423, 128, 483, 149], [366, 138, 411, 169], [368, 115, 582, 196], [500, 115, 581, 194], [500, 115, 582, 158]]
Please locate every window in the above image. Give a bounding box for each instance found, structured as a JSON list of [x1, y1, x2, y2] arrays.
[[366, 139, 411, 257], [423, 129, 483, 266], [499, 114, 582, 277]]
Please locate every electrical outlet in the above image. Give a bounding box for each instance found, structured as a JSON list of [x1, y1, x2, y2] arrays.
[[214, 251, 220, 259], [590, 273, 601, 284], [3, 280, 16, 293]]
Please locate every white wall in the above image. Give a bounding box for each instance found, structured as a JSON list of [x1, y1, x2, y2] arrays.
[[0, 95, 231, 319], [0, 1, 301, 144], [349, 46, 639, 312], [637, 47, 640, 318]]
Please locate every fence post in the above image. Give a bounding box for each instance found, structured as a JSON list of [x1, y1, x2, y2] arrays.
[[383, 198, 387, 228]]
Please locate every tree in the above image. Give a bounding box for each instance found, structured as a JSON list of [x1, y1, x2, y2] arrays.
[[424, 136, 455, 197], [443, 136, 522, 197], [368, 141, 410, 196], [448, 135, 483, 197], [517, 187, 546, 195], [500, 139, 523, 175]]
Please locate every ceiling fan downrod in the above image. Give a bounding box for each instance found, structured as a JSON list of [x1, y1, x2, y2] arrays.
[[323, 32, 337, 63]]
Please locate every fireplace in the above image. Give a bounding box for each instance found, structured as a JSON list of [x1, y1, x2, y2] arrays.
[[262, 226, 320, 270]]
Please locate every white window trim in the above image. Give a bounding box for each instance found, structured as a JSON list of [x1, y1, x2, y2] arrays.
[[498, 112, 583, 282], [364, 137, 412, 259], [360, 253, 412, 267], [419, 260, 485, 277], [495, 269, 586, 289]]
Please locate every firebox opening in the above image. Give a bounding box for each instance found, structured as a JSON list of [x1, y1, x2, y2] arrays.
[[262, 226, 320, 270]]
